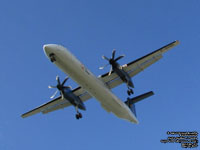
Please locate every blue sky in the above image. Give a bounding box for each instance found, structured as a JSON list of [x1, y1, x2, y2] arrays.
[[0, 0, 199, 149]]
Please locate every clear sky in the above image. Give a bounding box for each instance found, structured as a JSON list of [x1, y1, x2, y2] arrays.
[[0, 0, 199, 149]]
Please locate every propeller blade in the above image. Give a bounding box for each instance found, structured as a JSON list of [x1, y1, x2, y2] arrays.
[[50, 90, 58, 99], [56, 76, 61, 85], [62, 77, 69, 86], [102, 55, 110, 61], [112, 49, 116, 59], [114, 55, 124, 62], [99, 63, 109, 70], [48, 85, 56, 89], [108, 66, 112, 76]]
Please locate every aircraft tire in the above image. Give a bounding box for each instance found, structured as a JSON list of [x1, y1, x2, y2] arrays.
[[127, 90, 131, 96], [130, 89, 134, 94], [76, 114, 79, 120], [79, 113, 82, 118]]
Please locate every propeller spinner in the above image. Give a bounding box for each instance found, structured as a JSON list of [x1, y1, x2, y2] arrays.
[[48, 76, 69, 99]]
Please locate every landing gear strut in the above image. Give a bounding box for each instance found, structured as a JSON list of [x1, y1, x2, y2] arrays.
[[75, 106, 82, 120], [49, 53, 56, 62]]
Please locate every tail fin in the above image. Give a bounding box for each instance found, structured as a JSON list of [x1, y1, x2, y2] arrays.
[[130, 103, 137, 117], [125, 91, 154, 116]]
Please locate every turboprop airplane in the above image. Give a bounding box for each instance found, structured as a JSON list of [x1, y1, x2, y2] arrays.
[[21, 40, 179, 123]]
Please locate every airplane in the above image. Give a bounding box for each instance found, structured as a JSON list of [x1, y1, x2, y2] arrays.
[[21, 40, 179, 123]]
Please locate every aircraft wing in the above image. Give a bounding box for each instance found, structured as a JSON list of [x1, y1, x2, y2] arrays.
[[21, 87, 92, 118], [99, 40, 179, 89], [22, 40, 179, 118]]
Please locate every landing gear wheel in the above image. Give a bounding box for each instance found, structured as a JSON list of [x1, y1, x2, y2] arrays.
[[130, 89, 134, 94], [127, 90, 131, 96], [78, 113, 82, 118], [76, 114, 80, 120], [75, 113, 82, 120], [127, 89, 134, 95]]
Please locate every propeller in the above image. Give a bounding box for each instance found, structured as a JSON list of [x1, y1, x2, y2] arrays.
[[48, 76, 69, 99], [99, 49, 125, 75]]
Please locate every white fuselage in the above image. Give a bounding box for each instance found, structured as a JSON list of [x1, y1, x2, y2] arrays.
[[43, 44, 138, 123]]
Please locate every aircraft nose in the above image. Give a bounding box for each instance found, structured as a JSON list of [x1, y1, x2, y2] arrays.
[[43, 44, 57, 56]]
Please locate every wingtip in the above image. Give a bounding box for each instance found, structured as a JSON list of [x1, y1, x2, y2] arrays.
[[21, 114, 26, 118], [174, 40, 180, 45], [150, 91, 155, 95]]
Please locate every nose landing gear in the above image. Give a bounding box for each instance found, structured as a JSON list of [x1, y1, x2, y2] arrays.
[[49, 53, 56, 62]]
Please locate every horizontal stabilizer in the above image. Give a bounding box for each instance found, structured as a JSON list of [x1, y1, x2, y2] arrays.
[[125, 91, 154, 106], [125, 91, 154, 117]]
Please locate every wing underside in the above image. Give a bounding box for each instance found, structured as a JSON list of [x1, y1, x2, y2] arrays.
[[21, 86, 92, 118], [99, 40, 179, 89]]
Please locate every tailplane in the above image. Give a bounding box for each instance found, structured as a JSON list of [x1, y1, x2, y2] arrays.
[[125, 91, 154, 117]]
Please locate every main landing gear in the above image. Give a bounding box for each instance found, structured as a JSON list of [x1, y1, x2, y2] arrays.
[[76, 113, 82, 120], [75, 106, 82, 120], [49, 53, 56, 62], [127, 87, 134, 96]]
